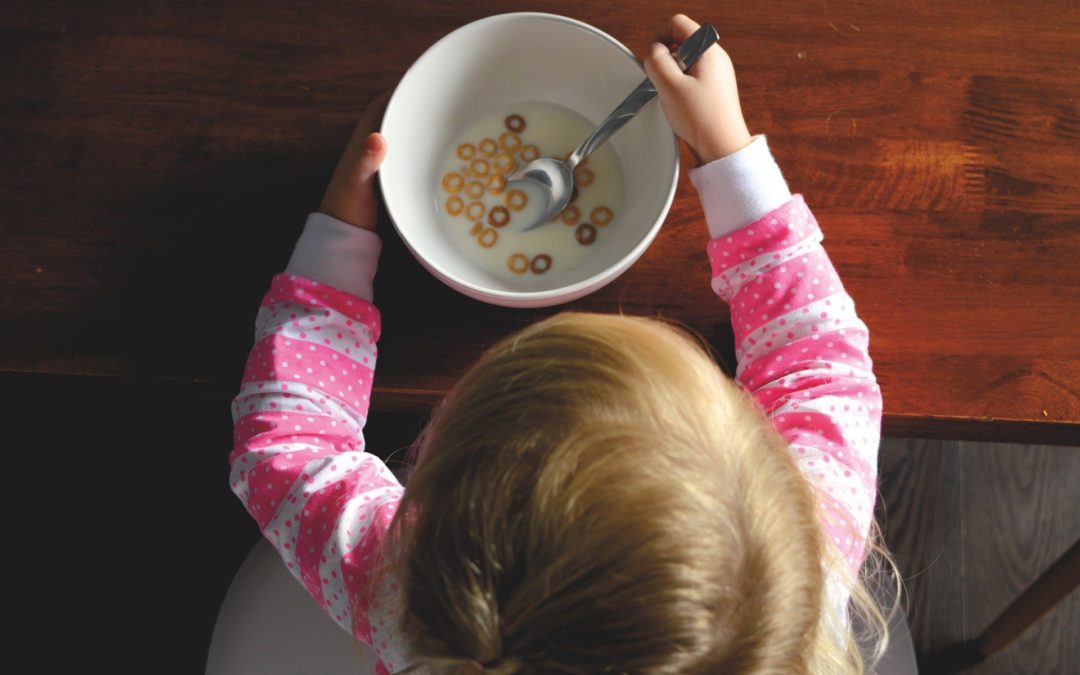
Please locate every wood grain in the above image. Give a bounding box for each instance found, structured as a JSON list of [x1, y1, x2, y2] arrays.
[[2, 0, 1079, 442], [878, 438, 966, 654], [878, 438, 1080, 673], [960, 442, 1080, 674]]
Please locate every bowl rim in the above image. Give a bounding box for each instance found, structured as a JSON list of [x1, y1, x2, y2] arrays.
[[379, 11, 680, 307]]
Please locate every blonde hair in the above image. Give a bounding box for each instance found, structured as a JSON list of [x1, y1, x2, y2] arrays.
[[368, 312, 899, 674]]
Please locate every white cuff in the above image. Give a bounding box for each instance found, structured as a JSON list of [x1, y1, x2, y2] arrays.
[[285, 213, 382, 302], [687, 135, 792, 238]]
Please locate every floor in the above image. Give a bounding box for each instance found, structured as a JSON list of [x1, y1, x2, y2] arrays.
[[877, 438, 1080, 674], [10, 373, 1077, 672]]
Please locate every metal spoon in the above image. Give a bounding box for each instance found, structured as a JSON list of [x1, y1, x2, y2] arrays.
[[507, 23, 720, 231]]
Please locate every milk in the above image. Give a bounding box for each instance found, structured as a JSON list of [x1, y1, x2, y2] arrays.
[[434, 101, 625, 291]]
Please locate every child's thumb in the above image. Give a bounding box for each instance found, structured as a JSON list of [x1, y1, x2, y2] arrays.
[[357, 132, 387, 182], [643, 42, 685, 99]]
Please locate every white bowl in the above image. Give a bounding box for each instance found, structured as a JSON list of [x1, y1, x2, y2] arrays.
[[380, 12, 679, 308]]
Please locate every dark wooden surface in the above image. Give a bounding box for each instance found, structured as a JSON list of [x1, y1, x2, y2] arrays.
[[3, 1, 1079, 444], [878, 438, 1080, 673]]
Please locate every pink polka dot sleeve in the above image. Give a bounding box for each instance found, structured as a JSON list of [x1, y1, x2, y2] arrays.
[[706, 195, 882, 575], [228, 273, 409, 674]]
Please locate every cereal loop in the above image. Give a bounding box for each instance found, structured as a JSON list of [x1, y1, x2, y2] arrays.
[[575, 166, 595, 187], [504, 189, 528, 211], [488, 205, 510, 228], [591, 206, 613, 226], [569, 185, 580, 204], [464, 181, 485, 199], [442, 172, 464, 193], [499, 132, 521, 153], [456, 143, 476, 160], [478, 138, 498, 157], [521, 144, 540, 161], [469, 221, 483, 236], [575, 223, 597, 245], [486, 174, 506, 195], [531, 254, 552, 274], [505, 114, 526, 133], [470, 158, 490, 178], [446, 195, 464, 216], [508, 253, 529, 274], [465, 201, 485, 221], [560, 205, 580, 225], [478, 227, 498, 248], [493, 153, 517, 175]]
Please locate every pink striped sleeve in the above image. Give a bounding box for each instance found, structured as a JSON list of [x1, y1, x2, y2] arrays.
[[228, 273, 409, 674], [707, 195, 882, 574]]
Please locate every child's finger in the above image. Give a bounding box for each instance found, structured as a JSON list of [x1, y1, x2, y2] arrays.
[[338, 93, 391, 173], [355, 132, 387, 184], [652, 13, 701, 47], [319, 132, 388, 229], [643, 41, 687, 96], [355, 91, 391, 137], [336, 131, 387, 195]]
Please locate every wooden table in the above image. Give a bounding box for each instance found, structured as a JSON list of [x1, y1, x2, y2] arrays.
[[3, 0, 1078, 444]]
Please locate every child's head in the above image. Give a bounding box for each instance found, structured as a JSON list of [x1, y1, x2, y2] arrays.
[[378, 312, 885, 674]]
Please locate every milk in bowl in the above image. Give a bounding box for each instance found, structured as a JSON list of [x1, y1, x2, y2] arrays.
[[435, 101, 625, 291]]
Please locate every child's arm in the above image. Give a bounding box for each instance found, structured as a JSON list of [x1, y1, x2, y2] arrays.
[[227, 102, 410, 673], [701, 187, 880, 575], [645, 15, 882, 575]]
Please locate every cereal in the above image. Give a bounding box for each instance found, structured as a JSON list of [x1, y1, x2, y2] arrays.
[[439, 103, 624, 282], [504, 189, 528, 211], [493, 153, 516, 175], [530, 254, 552, 274], [464, 181, 485, 199], [508, 253, 529, 274], [442, 172, 464, 193], [486, 174, 506, 195], [469, 158, 490, 178], [499, 132, 521, 153], [505, 114, 526, 133], [456, 143, 476, 160], [465, 201, 485, 221], [446, 195, 464, 216], [477, 227, 498, 248], [591, 206, 613, 226], [488, 206, 510, 228], [478, 138, 498, 157], [575, 223, 597, 245]]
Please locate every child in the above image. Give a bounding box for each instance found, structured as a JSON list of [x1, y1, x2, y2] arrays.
[[229, 14, 897, 674]]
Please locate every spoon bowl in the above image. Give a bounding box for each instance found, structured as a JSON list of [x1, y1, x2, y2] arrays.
[[509, 157, 575, 226]]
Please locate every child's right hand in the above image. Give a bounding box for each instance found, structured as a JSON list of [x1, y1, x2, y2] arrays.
[[643, 14, 753, 165]]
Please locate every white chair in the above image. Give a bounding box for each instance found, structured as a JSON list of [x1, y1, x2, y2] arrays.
[[206, 538, 376, 674]]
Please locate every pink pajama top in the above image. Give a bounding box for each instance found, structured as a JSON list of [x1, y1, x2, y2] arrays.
[[229, 136, 882, 674]]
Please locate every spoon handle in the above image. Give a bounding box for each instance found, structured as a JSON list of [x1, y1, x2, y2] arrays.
[[566, 23, 720, 168]]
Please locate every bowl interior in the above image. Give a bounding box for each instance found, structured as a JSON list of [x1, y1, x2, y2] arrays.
[[380, 13, 677, 302]]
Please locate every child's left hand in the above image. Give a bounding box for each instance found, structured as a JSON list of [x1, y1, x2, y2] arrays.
[[318, 92, 391, 231]]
